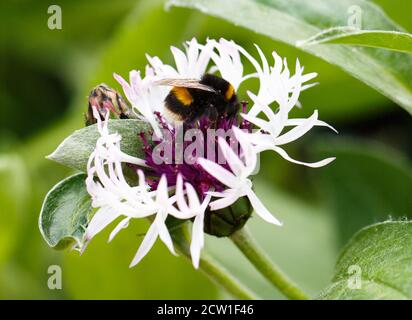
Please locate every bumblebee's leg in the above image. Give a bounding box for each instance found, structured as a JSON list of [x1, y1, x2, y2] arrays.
[[206, 106, 219, 122], [226, 102, 240, 119], [186, 111, 199, 123], [85, 103, 95, 126]]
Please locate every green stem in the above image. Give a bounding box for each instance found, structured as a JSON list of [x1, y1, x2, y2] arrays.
[[230, 227, 309, 300], [195, 251, 258, 300], [172, 223, 259, 300]]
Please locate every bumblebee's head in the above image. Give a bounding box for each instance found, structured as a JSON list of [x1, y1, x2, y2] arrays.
[[201, 74, 237, 102], [200, 74, 240, 119]]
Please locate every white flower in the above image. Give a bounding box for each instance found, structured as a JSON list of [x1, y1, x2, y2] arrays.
[[129, 174, 181, 267], [83, 109, 151, 248], [241, 91, 337, 168], [205, 38, 255, 91], [114, 66, 168, 138], [79, 38, 336, 268], [237, 44, 317, 117], [234, 49, 336, 168], [175, 174, 211, 269], [84, 107, 184, 266], [147, 38, 214, 79], [198, 127, 282, 226]]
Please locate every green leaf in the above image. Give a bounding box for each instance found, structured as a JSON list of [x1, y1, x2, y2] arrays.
[[47, 119, 150, 172], [298, 27, 412, 54], [313, 139, 412, 245], [39, 173, 92, 250], [318, 221, 412, 300], [169, 0, 412, 115]]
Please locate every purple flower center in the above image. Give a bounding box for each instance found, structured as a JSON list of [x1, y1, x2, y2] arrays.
[[137, 102, 252, 199]]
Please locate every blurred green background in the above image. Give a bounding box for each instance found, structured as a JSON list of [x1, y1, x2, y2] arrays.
[[0, 0, 411, 299]]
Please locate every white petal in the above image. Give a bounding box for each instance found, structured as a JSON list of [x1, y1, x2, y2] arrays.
[[200, 193, 212, 212], [155, 211, 176, 256], [236, 43, 263, 77], [210, 38, 244, 89], [171, 46, 188, 76], [113, 149, 148, 167], [271, 50, 283, 75], [301, 82, 318, 91], [113, 73, 134, 103], [247, 91, 278, 127], [254, 44, 270, 75], [286, 62, 303, 111], [205, 191, 226, 197], [137, 169, 148, 190], [185, 182, 201, 209], [168, 204, 192, 219], [188, 38, 212, 77], [293, 72, 317, 86], [241, 112, 271, 133], [108, 217, 130, 242], [217, 137, 245, 176], [273, 110, 319, 146], [156, 175, 169, 206], [246, 189, 282, 226], [146, 54, 178, 77], [190, 212, 205, 269], [129, 221, 158, 267], [85, 208, 120, 242], [232, 127, 257, 175], [176, 174, 190, 214], [271, 145, 336, 168], [209, 191, 241, 211], [186, 38, 199, 65], [197, 158, 238, 188], [285, 118, 338, 133]]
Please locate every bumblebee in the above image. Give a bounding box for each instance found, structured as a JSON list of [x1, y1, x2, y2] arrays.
[[86, 83, 131, 126], [157, 74, 240, 123]]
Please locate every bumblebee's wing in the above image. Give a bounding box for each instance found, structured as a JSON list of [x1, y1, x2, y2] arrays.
[[154, 78, 216, 92]]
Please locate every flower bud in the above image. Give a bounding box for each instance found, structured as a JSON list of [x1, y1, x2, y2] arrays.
[[204, 196, 252, 237], [86, 83, 131, 126]]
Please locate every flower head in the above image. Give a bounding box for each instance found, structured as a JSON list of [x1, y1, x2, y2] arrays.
[[83, 37, 335, 268]]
